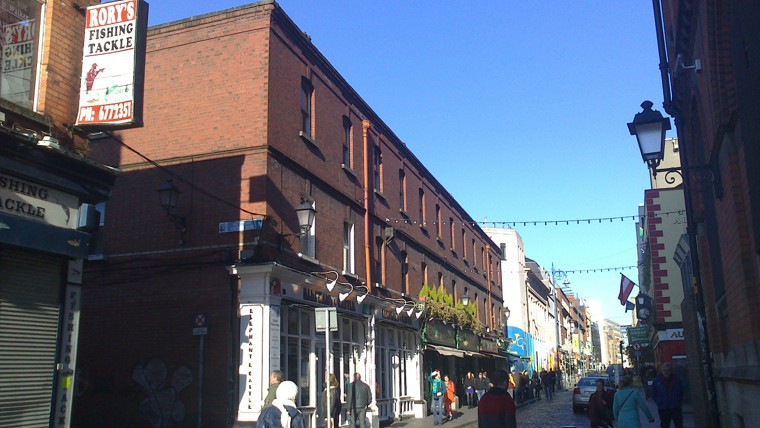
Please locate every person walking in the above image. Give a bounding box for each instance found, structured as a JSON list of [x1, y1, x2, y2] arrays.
[[588, 378, 614, 428], [540, 369, 553, 400], [444, 375, 456, 421], [263, 370, 284, 409], [322, 374, 341, 428], [475, 372, 487, 403], [507, 370, 516, 398], [531, 371, 541, 399], [613, 376, 655, 428], [428, 370, 445, 425], [347, 373, 372, 428], [477, 369, 516, 428], [464, 372, 476, 408], [258, 381, 305, 428], [651, 363, 685, 428]]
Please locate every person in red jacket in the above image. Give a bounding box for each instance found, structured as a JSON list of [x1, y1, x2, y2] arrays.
[[444, 375, 456, 421], [477, 369, 516, 428]]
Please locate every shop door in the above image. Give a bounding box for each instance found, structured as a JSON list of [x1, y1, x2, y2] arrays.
[[0, 248, 65, 427]]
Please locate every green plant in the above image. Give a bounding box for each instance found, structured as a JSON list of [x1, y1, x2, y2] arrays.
[[418, 284, 483, 333]]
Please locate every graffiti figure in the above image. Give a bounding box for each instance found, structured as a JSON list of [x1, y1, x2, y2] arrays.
[[132, 358, 193, 428], [85, 63, 105, 93]]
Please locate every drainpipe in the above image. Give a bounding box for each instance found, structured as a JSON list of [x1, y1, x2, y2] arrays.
[[486, 245, 492, 331], [651, 1, 719, 425], [362, 120, 373, 292]]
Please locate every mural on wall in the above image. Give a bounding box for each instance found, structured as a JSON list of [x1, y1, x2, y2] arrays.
[[132, 358, 193, 428], [507, 327, 535, 374]]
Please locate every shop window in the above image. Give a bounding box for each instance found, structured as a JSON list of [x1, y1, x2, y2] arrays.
[[0, 1, 43, 110]]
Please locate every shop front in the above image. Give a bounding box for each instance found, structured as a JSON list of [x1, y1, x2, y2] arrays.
[[230, 263, 422, 427], [0, 130, 116, 427]]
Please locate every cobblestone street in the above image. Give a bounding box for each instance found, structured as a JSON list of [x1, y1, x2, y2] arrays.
[[391, 387, 695, 428]]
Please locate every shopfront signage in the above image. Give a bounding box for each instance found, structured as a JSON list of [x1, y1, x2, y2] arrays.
[[0, 173, 79, 228], [458, 329, 479, 352], [480, 338, 499, 354], [76, 0, 148, 128], [303, 288, 356, 312], [657, 328, 684, 341], [424, 320, 456, 347]]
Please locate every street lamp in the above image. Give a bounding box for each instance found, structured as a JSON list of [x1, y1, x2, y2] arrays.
[[294, 200, 316, 235], [627, 100, 671, 171], [460, 295, 470, 306], [157, 179, 187, 232]]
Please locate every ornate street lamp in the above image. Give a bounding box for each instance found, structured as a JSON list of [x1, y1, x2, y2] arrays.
[[627, 100, 671, 171], [157, 180, 187, 232], [294, 200, 316, 235]]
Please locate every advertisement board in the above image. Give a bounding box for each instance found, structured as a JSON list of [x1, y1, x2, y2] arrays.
[[76, 0, 148, 128]]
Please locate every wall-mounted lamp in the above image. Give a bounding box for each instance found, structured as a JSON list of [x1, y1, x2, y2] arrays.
[[157, 180, 187, 232], [504, 306, 511, 322], [294, 200, 316, 236], [460, 295, 470, 306], [627, 101, 722, 195]]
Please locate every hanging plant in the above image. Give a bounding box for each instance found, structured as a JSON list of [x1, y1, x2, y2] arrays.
[[418, 284, 483, 334]]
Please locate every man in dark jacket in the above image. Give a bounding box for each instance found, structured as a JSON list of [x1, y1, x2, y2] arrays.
[[651, 363, 684, 428], [477, 369, 516, 428], [347, 373, 372, 428]]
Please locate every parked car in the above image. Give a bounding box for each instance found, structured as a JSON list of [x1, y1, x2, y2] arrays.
[[572, 376, 614, 413]]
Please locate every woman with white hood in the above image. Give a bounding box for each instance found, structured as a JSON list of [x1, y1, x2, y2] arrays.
[[258, 380, 305, 428]]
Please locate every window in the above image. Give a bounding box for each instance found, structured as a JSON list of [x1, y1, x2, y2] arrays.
[[376, 237, 384, 284], [399, 170, 406, 212], [373, 146, 383, 193], [300, 78, 313, 137], [0, 1, 43, 109], [435, 204, 442, 238], [481, 247, 486, 270], [343, 222, 354, 273], [452, 280, 457, 303], [461, 229, 466, 258], [300, 200, 316, 258], [342, 116, 352, 168], [449, 218, 455, 249], [401, 251, 408, 295], [421, 262, 428, 285], [500, 243, 507, 261], [418, 189, 426, 225], [438, 272, 443, 289], [472, 239, 477, 265]]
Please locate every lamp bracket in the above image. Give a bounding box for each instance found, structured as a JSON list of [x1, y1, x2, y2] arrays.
[[167, 212, 187, 232], [648, 162, 723, 198]]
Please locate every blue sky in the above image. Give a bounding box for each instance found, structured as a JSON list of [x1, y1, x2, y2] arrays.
[[147, 1, 667, 324]]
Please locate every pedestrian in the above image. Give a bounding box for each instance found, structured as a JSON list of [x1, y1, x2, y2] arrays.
[[507, 370, 516, 398], [475, 372, 487, 403], [556, 368, 563, 390], [513, 370, 523, 404], [322, 373, 341, 428], [444, 374, 456, 421], [263, 369, 284, 409], [588, 378, 614, 428], [540, 369, 553, 400], [477, 369, 516, 428], [347, 373, 372, 428], [549, 369, 556, 392], [428, 370, 445, 425], [531, 371, 541, 399], [258, 380, 305, 428], [651, 363, 685, 428], [464, 372, 476, 408], [612, 376, 655, 428]]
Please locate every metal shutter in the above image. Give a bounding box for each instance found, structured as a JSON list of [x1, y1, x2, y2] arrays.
[[0, 248, 64, 427]]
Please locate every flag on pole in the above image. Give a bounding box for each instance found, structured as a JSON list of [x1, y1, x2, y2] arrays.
[[618, 274, 636, 305]]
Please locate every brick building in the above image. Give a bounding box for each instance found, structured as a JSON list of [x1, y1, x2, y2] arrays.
[[645, 0, 760, 426], [74, 2, 504, 427], [0, 0, 123, 427]]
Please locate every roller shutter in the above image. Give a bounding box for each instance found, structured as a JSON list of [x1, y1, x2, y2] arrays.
[[0, 248, 65, 427]]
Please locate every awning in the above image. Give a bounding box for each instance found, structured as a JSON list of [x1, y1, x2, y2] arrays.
[[484, 353, 508, 360], [426, 344, 464, 358], [464, 351, 486, 357]]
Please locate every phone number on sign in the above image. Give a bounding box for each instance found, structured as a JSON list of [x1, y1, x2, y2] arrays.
[[77, 101, 132, 124]]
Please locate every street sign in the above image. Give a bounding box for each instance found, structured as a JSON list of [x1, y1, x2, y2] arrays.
[[218, 219, 263, 233], [193, 313, 208, 336]]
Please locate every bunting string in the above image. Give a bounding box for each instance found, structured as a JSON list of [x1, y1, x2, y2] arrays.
[[384, 210, 685, 228]]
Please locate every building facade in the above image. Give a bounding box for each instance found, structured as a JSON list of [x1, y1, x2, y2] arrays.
[[73, 2, 503, 427], [0, 0, 120, 427], [647, 1, 760, 425]]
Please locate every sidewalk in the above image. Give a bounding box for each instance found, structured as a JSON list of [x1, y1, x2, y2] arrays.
[[382, 394, 540, 428]]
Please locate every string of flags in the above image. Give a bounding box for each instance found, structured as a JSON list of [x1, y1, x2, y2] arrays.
[[385, 209, 685, 228], [564, 265, 637, 274]]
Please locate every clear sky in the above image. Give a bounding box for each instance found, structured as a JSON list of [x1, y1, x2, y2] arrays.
[[147, 1, 669, 325]]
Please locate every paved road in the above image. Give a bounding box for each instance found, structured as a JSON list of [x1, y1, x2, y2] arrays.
[[387, 387, 695, 428]]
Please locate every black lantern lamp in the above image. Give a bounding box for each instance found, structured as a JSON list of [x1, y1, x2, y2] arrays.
[[157, 180, 187, 232], [294, 200, 316, 235], [504, 306, 511, 322], [627, 100, 672, 171]]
